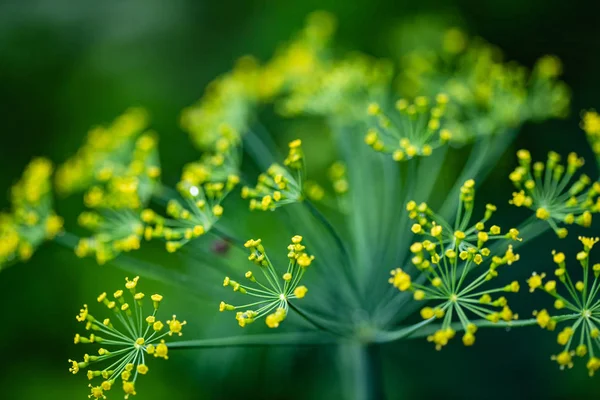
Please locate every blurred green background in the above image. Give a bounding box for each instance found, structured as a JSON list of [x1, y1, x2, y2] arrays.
[[1, 0, 599, 398]]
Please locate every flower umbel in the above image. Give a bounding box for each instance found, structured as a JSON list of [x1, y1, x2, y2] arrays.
[[142, 152, 240, 253], [509, 149, 599, 238], [396, 27, 570, 142], [220, 235, 314, 328], [396, 180, 521, 349], [74, 131, 160, 264], [56, 108, 151, 195], [242, 140, 305, 211], [70, 276, 185, 398], [0, 158, 63, 269], [529, 237, 600, 376], [365, 94, 452, 161]]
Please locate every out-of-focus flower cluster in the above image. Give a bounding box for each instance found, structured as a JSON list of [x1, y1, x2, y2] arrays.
[[396, 28, 570, 142], [0, 158, 62, 269]]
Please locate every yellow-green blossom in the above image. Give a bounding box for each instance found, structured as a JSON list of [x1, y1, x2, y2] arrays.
[[70, 276, 185, 399], [74, 132, 161, 264], [396, 27, 569, 142], [509, 149, 599, 238], [220, 235, 313, 328], [365, 94, 452, 161], [1, 158, 63, 269], [397, 180, 521, 349], [56, 108, 151, 195], [242, 139, 306, 211], [529, 237, 600, 376]]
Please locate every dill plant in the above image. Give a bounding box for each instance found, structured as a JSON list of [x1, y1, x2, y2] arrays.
[[2, 10, 600, 399]]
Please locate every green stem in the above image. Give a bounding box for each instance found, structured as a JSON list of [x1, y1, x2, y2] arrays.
[[337, 342, 383, 400], [303, 199, 359, 294], [377, 318, 540, 344], [169, 332, 337, 349], [288, 301, 348, 337]]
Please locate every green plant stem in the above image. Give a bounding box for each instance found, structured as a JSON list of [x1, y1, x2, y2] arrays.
[[168, 332, 337, 349], [374, 318, 435, 343], [288, 301, 348, 337], [303, 199, 360, 294], [338, 342, 383, 400], [376, 318, 540, 344]]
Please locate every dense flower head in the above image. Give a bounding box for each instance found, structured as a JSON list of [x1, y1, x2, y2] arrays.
[[365, 94, 452, 161], [74, 131, 161, 265], [396, 27, 569, 142], [179, 57, 261, 151], [0, 158, 63, 269], [242, 139, 305, 211], [529, 237, 600, 376], [509, 149, 599, 238], [181, 11, 336, 151], [395, 180, 521, 349], [277, 52, 393, 121], [56, 108, 151, 195], [70, 276, 185, 399], [261, 10, 336, 99], [220, 235, 313, 328], [142, 159, 240, 253]]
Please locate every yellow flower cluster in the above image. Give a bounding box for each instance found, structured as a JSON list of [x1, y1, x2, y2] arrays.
[[69, 276, 185, 399], [142, 158, 240, 253], [277, 53, 392, 121], [394, 180, 521, 349], [365, 94, 452, 161], [581, 110, 600, 167], [181, 11, 336, 151], [220, 235, 313, 328], [242, 140, 305, 211], [397, 28, 569, 142], [509, 149, 599, 238], [56, 108, 150, 195], [0, 158, 63, 269], [74, 131, 161, 264], [529, 237, 600, 377]]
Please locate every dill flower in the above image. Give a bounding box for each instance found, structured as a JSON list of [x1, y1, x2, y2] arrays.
[[509, 149, 599, 238], [142, 151, 240, 253], [14, 10, 600, 398], [220, 235, 313, 328], [395, 180, 521, 349], [242, 139, 305, 211], [529, 237, 600, 376], [581, 110, 600, 167], [179, 56, 261, 151], [74, 130, 161, 264], [259, 10, 336, 101], [277, 53, 393, 121], [0, 157, 63, 269], [365, 94, 452, 161], [396, 27, 570, 142], [181, 11, 336, 151], [70, 276, 185, 398], [56, 107, 150, 195]]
